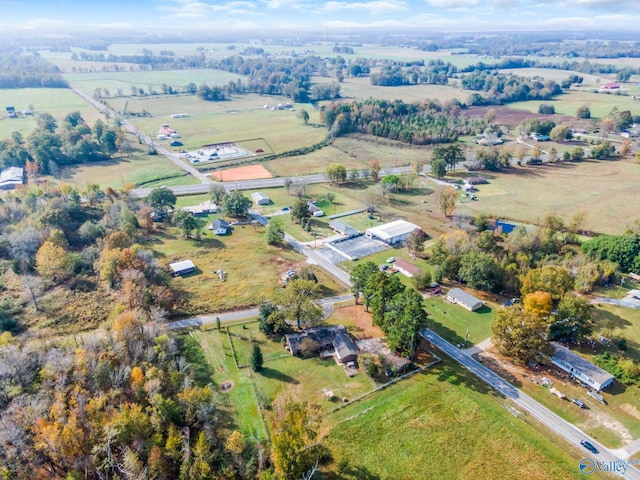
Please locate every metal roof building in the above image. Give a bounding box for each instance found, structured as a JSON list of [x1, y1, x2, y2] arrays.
[[169, 260, 196, 276], [551, 342, 614, 392], [365, 220, 419, 245], [446, 288, 484, 311], [251, 192, 271, 205]]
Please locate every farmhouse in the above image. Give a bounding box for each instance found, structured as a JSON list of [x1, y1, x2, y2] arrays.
[[600, 82, 620, 90], [329, 220, 359, 238], [169, 260, 196, 277], [365, 220, 420, 245], [181, 200, 218, 216], [251, 192, 271, 205], [446, 288, 484, 311], [158, 125, 176, 136], [210, 219, 229, 235], [550, 342, 614, 391], [0, 167, 24, 190], [394, 259, 422, 278], [286, 325, 359, 365]]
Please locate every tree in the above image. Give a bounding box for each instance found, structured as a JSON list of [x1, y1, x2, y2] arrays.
[[290, 199, 310, 224], [148, 188, 177, 219], [383, 288, 428, 356], [366, 272, 405, 327], [266, 217, 284, 245], [491, 305, 553, 365], [538, 104, 555, 114], [432, 144, 464, 173], [258, 301, 285, 335], [326, 163, 347, 183], [576, 104, 591, 119], [381, 174, 400, 194], [412, 270, 432, 291], [350, 261, 378, 304], [272, 279, 323, 329], [550, 294, 594, 341], [458, 250, 500, 291], [271, 399, 322, 480], [172, 210, 198, 239], [522, 291, 553, 317], [35, 241, 69, 283], [407, 228, 427, 256], [435, 185, 457, 218], [521, 265, 574, 301], [430, 156, 447, 178], [250, 345, 264, 372], [209, 184, 227, 204], [570, 147, 585, 162], [223, 190, 252, 218], [369, 159, 381, 182], [284, 178, 293, 194], [298, 108, 310, 125], [549, 124, 569, 142]]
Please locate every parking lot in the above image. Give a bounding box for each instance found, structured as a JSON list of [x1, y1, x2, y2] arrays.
[[182, 142, 253, 164], [327, 235, 389, 262]]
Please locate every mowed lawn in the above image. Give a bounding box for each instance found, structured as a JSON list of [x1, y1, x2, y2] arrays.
[[151, 221, 344, 313], [0, 87, 101, 138], [321, 359, 591, 480], [454, 159, 640, 235]]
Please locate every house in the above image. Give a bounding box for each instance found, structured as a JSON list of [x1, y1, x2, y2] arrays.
[[0, 167, 24, 190], [286, 325, 359, 365], [600, 82, 620, 90], [446, 288, 484, 311], [393, 259, 422, 278], [466, 176, 488, 185], [365, 220, 420, 245], [550, 342, 614, 392], [307, 202, 324, 217], [158, 125, 176, 136], [170, 113, 190, 118], [169, 259, 196, 276], [328, 220, 359, 238], [5, 106, 16, 118], [181, 200, 218, 216], [628, 272, 640, 283], [251, 192, 271, 205], [211, 219, 229, 235], [530, 133, 550, 142]]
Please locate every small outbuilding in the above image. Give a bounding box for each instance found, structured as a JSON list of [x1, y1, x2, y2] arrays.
[[365, 220, 420, 245], [0, 167, 24, 190], [251, 192, 271, 205], [446, 288, 484, 311], [393, 259, 422, 278], [169, 259, 196, 276], [211, 219, 229, 235], [551, 342, 614, 392]]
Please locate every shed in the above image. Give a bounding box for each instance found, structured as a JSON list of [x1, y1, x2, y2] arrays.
[[365, 220, 420, 245], [446, 288, 484, 311], [550, 342, 614, 392], [251, 192, 271, 205], [169, 259, 196, 276], [0, 167, 24, 190], [211, 219, 229, 235], [393, 259, 422, 278]]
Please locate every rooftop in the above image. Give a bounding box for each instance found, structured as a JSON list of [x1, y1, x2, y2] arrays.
[[551, 342, 614, 386], [169, 259, 195, 273], [329, 220, 359, 237], [447, 288, 483, 307], [393, 259, 422, 275], [366, 220, 419, 240]]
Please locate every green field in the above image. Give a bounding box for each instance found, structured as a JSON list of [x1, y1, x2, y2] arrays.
[[322, 358, 600, 479], [327, 76, 466, 103], [498, 68, 605, 88], [454, 159, 640, 235], [0, 88, 100, 138]]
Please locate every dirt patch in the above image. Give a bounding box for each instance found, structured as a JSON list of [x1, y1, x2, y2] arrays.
[[220, 381, 233, 392], [210, 164, 272, 181], [333, 305, 384, 340], [620, 404, 640, 422]]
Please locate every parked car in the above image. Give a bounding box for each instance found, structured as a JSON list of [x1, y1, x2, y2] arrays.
[[386, 257, 395, 263], [572, 398, 586, 408], [580, 440, 599, 454], [281, 206, 291, 211]]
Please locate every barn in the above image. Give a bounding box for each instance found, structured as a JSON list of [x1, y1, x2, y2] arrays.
[[169, 260, 196, 276], [365, 220, 419, 245]]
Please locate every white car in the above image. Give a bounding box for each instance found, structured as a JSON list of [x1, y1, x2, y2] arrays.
[[386, 257, 395, 263]]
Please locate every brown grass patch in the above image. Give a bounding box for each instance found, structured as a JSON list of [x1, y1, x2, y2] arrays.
[[330, 304, 384, 339], [210, 164, 273, 181]]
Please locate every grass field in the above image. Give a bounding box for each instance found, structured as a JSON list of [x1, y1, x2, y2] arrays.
[[149, 220, 345, 314], [498, 68, 605, 88], [330, 76, 466, 103], [454, 159, 640, 235], [321, 358, 599, 479], [0, 88, 100, 138]]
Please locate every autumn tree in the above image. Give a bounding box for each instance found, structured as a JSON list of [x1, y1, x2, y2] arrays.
[[369, 159, 381, 182], [35, 241, 69, 282], [271, 279, 323, 329], [435, 185, 457, 218], [522, 291, 553, 317], [491, 305, 553, 365], [520, 265, 574, 301], [407, 228, 427, 256], [326, 163, 347, 183]]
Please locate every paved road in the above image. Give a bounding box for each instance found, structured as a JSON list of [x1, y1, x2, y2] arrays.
[[167, 293, 353, 330], [590, 296, 640, 310], [284, 233, 352, 287], [420, 328, 640, 479]]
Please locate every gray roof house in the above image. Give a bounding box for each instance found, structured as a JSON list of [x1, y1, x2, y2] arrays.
[[251, 192, 271, 205], [329, 220, 359, 238], [333, 332, 359, 364], [551, 342, 614, 392], [286, 325, 359, 365], [211, 219, 229, 235], [446, 288, 484, 311]]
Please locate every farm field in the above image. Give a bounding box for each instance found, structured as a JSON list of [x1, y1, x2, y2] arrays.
[[322, 357, 596, 479], [150, 220, 345, 314], [454, 159, 640, 235], [327, 76, 466, 103], [0, 87, 100, 137], [498, 68, 606, 87]]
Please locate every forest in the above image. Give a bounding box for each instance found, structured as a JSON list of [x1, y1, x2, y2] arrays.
[[0, 49, 68, 89]]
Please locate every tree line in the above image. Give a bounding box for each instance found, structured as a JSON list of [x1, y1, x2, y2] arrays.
[[0, 48, 68, 89]]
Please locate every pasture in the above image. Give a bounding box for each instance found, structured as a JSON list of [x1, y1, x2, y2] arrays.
[[498, 68, 606, 88], [334, 75, 466, 103], [454, 159, 640, 235], [322, 358, 592, 479]]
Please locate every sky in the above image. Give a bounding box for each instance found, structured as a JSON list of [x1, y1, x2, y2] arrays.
[[1, 0, 640, 34]]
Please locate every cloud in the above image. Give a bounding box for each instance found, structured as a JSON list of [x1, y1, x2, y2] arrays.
[[426, 0, 479, 8], [320, 1, 408, 15], [158, 1, 263, 18]]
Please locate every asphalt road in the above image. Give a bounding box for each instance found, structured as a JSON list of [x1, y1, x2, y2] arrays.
[[284, 233, 352, 286], [420, 328, 640, 479], [167, 293, 353, 330]]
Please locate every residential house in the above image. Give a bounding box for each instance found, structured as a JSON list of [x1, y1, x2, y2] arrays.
[[181, 200, 218, 216], [251, 192, 271, 205], [551, 342, 614, 391], [446, 288, 484, 311], [466, 176, 488, 185], [328, 220, 359, 238], [210, 219, 229, 235], [600, 82, 620, 90], [169, 260, 196, 276], [286, 325, 359, 365], [393, 259, 422, 278], [0, 167, 24, 190]]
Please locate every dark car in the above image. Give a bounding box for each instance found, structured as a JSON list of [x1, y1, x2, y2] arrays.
[[572, 398, 586, 408], [581, 440, 599, 454]]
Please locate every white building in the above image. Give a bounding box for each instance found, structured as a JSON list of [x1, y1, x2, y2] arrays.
[[0, 167, 24, 190], [169, 260, 196, 276], [251, 192, 271, 205], [551, 342, 614, 392], [446, 288, 484, 311], [365, 220, 419, 245]]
